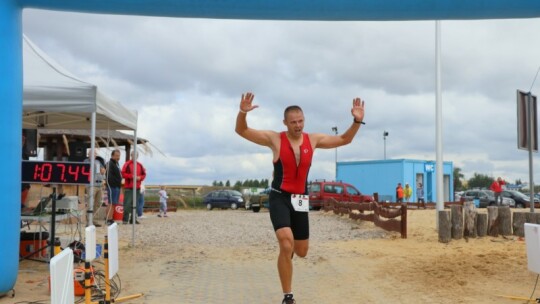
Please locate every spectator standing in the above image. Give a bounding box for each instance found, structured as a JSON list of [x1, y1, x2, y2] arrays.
[[396, 183, 404, 203], [122, 152, 146, 224], [490, 177, 503, 206], [417, 183, 425, 208], [158, 186, 169, 218], [404, 183, 412, 202], [105, 149, 122, 225]]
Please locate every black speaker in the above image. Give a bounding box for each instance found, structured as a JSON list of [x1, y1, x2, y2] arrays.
[[22, 129, 38, 157], [68, 142, 88, 162]]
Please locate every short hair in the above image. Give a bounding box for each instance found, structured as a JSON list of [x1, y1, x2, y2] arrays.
[[112, 149, 121, 156], [284, 105, 303, 120]]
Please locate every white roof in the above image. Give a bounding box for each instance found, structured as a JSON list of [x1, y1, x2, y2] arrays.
[[22, 35, 137, 131]]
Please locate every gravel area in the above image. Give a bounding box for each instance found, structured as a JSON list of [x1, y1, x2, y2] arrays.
[[122, 209, 393, 250]]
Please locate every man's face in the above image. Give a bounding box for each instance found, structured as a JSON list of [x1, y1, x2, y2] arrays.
[[112, 151, 120, 161], [283, 110, 304, 137]]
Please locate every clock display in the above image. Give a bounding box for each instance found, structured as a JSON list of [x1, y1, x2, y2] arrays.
[[22, 161, 91, 185]]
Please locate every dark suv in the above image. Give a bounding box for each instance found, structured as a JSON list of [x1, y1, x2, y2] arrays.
[[308, 180, 374, 210], [203, 190, 245, 210]]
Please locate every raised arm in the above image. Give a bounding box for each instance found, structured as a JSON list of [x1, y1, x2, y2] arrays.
[[312, 97, 365, 149], [235, 92, 277, 147]]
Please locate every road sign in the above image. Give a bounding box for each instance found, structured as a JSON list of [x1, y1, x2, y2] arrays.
[[517, 90, 538, 152]]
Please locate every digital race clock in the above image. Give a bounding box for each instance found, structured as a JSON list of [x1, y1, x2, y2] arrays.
[[22, 161, 91, 185]]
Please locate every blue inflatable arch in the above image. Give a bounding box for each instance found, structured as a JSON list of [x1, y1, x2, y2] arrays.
[[2, 0, 540, 294]]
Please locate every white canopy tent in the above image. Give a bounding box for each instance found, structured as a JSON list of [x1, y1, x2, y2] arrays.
[[22, 35, 137, 131], [22, 35, 140, 241]]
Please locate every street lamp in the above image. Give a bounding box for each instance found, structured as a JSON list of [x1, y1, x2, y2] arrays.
[[383, 131, 389, 160], [332, 126, 338, 180]]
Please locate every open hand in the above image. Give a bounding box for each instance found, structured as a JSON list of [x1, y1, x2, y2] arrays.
[[351, 98, 365, 122], [240, 92, 259, 113]]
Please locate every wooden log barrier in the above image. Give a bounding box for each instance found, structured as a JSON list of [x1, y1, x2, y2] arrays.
[[477, 213, 488, 237], [513, 212, 526, 237], [451, 205, 463, 239], [438, 210, 451, 243], [526, 212, 540, 225], [498, 206, 512, 236], [463, 201, 477, 238], [487, 206, 499, 237]]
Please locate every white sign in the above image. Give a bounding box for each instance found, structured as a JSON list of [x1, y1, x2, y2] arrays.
[[291, 194, 309, 212]]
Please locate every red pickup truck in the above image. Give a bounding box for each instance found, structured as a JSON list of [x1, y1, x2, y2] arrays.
[[308, 180, 374, 210]]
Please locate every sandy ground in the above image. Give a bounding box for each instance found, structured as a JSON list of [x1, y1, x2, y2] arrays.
[[3, 208, 538, 304]]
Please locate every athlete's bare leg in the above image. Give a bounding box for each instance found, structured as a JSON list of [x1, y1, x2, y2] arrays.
[[276, 228, 309, 293]]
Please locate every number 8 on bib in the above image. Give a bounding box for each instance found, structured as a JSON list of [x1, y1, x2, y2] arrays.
[[291, 194, 309, 212]]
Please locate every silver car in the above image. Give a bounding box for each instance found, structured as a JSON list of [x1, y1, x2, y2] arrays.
[[461, 189, 515, 208]]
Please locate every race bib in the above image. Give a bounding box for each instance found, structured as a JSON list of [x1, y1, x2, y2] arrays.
[[291, 194, 309, 212]]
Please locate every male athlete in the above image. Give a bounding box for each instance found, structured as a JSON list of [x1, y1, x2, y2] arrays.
[[235, 92, 365, 304]]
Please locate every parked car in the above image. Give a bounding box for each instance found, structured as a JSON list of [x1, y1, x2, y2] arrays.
[[308, 180, 374, 210], [454, 191, 464, 202], [203, 190, 245, 210], [502, 190, 539, 208], [461, 189, 515, 208]]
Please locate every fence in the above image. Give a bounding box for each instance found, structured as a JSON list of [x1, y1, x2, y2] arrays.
[[323, 198, 407, 238], [377, 201, 463, 210]]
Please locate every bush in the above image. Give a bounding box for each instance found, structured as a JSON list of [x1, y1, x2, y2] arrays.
[[183, 196, 205, 209]]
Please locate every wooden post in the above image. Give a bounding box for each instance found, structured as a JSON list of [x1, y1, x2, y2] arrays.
[[438, 210, 451, 243], [450, 205, 463, 239], [487, 206, 499, 237], [498, 206, 512, 236], [463, 201, 477, 238], [513, 212, 527, 237], [526, 213, 540, 224], [401, 203, 407, 239], [477, 213, 488, 237]]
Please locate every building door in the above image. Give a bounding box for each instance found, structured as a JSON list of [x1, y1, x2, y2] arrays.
[[426, 172, 433, 202]]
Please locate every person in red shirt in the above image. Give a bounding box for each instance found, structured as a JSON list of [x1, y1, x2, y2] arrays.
[[121, 151, 146, 224], [490, 177, 503, 206], [235, 92, 365, 304]]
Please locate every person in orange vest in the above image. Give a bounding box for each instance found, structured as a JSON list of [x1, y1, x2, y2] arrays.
[[396, 183, 404, 203]]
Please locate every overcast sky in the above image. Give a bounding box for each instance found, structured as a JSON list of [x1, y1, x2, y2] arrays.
[[21, 9, 540, 187]]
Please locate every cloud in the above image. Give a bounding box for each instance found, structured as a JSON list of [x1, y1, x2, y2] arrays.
[[22, 9, 540, 185]]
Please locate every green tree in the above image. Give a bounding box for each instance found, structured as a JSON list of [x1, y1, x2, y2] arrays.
[[467, 173, 494, 189], [515, 179, 522, 185], [218, 181, 224, 187], [225, 180, 231, 187], [453, 167, 465, 191], [212, 180, 218, 186], [233, 181, 242, 191]]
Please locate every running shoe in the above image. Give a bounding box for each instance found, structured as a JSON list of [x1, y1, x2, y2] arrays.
[[282, 295, 295, 304]]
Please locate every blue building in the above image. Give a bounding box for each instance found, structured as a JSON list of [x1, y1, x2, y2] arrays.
[[336, 159, 454, 202]]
